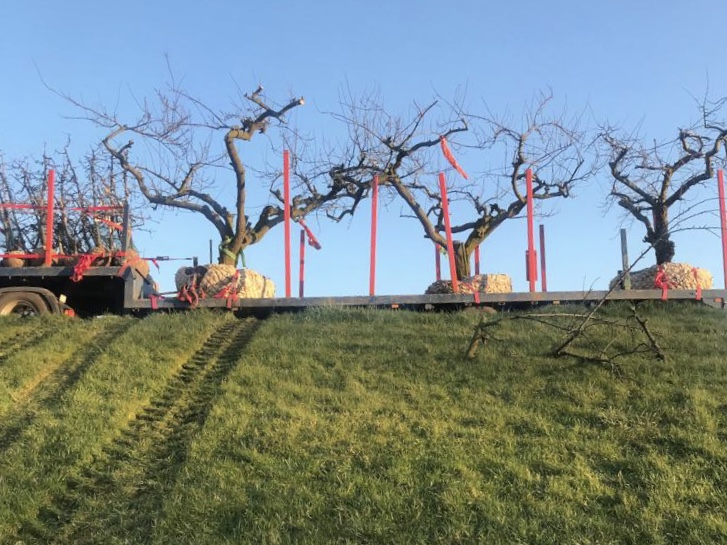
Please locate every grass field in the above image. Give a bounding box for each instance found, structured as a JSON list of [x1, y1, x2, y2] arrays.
[[0, 303, 726, 544]]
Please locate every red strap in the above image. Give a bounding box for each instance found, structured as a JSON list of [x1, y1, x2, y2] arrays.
[[71, 254, 96, 282], [693, 268, 702, 301], [213, 270, 240, 309], [189, 282, 199, 307], [654, 266, 669, 301], [298, 219, 322, 250], [459, 281, 480, 303], [71, 205, 123, 212], [94, 216, 123, 231], [177, 280, 200, 308], [440, 136, 469, 180], [117, 253, 146, 277], [150, 258, 160, 271], [149, 294, 160, 310]]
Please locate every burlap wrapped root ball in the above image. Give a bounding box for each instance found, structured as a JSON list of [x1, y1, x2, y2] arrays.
[[88, 246, 113, 266], [1, 250, 26, 268], [122, 248, 150, 278], [609, 262, 713, 290], [425, 274, 513, 294], [174, 265, 209, 291], [28, 247, 50, 266], [199, 264, 275, 298]]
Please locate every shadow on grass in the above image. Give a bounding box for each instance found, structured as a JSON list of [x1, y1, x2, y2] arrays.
[[15, 318, 260, 545]]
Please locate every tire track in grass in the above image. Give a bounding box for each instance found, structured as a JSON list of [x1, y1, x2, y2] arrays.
[[15, 317, 260, 545], [0, 319, 136, 455], [0, 323, 58, 365]]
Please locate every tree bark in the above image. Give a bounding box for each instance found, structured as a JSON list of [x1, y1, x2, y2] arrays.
[[646, 207, 675, 264], [454, 241, 471, 280]]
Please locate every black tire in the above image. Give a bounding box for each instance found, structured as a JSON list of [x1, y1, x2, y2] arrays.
[[0, 292, 51, 317]]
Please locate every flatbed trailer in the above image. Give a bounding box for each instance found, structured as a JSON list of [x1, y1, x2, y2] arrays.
[[2, 169, 725, 317], [134, 287, 727, 313], [1, 259, 725, 317], [0, 264, 139, 316]]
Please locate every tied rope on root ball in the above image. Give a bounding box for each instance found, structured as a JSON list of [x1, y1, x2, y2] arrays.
[[175, 265, 209, 307], [174, 265, 209, 292], [425, 274, 513, 294], [609, 263, 713, 291], [71, 247, 116, 282], [200, 264, 276, 299], [122, 248, 150, 278]]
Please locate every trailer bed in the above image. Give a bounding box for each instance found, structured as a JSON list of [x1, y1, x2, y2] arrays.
[[125, 287, 727, 313]]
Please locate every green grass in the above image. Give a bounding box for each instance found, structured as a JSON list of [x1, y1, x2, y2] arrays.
[[1, 304, 727, 544]]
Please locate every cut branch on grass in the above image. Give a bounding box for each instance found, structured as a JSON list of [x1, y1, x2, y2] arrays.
[[466, 306, 665, 375]]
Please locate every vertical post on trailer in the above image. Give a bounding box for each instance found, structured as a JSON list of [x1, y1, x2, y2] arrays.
[[121, 202, 131, 253], [209, 240, 213, 263], [369, 175, 379, 296], [283, 150, 292, 297], [718, 169, 727, 289], [43, 169, 55, 266], [435, 246, 441, 281], [474, 245, 480, 276], [299, 229, 305, 298], [438, 173, 459, 293], [526, 168, 536, 292], [539, 224, 547, 292], [620, 228, 631, 290]]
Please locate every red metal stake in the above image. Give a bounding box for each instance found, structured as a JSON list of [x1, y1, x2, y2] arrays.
[[369, 175, 379, 296], [539, 223, 547, 292], [283, 150, 291, 297], [526, 168, 536, 292], [435, 246, 441, 281], [439, 172, 459, 293], [44, 169, 55, 266], [299, 229, 305, 298], [474, 245, 480, 276], [718, 169, 727, 289]]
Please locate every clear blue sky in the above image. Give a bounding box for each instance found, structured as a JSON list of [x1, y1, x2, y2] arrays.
[[2, 0, 726, 296]]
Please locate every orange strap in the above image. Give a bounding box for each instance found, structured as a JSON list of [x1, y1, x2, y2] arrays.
[[298, 219, 322, 250], [460, 281, 480, 303], [654, 266, 671, 301], [440, 136, 469, 180], [693, 268, 702, 300], [94, 216, 123, 231], [71, 254, 96, 282], [213, 270, 240, 309], [177, 276, 200, 308], [117, 252, 146, 277]]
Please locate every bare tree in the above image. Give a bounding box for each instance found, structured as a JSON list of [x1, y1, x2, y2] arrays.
[[326, 90, 594, 279], [0, 144, 136, 258], [62, 74, 365, 266], [53, 144, 137, 255], [602, 98, 727, 265]]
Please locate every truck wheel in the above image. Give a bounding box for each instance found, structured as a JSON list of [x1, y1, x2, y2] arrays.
[[0, 292, 51, 317]]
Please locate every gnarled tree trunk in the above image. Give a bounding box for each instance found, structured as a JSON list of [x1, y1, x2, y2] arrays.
[[645, 207, 675, 265]]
